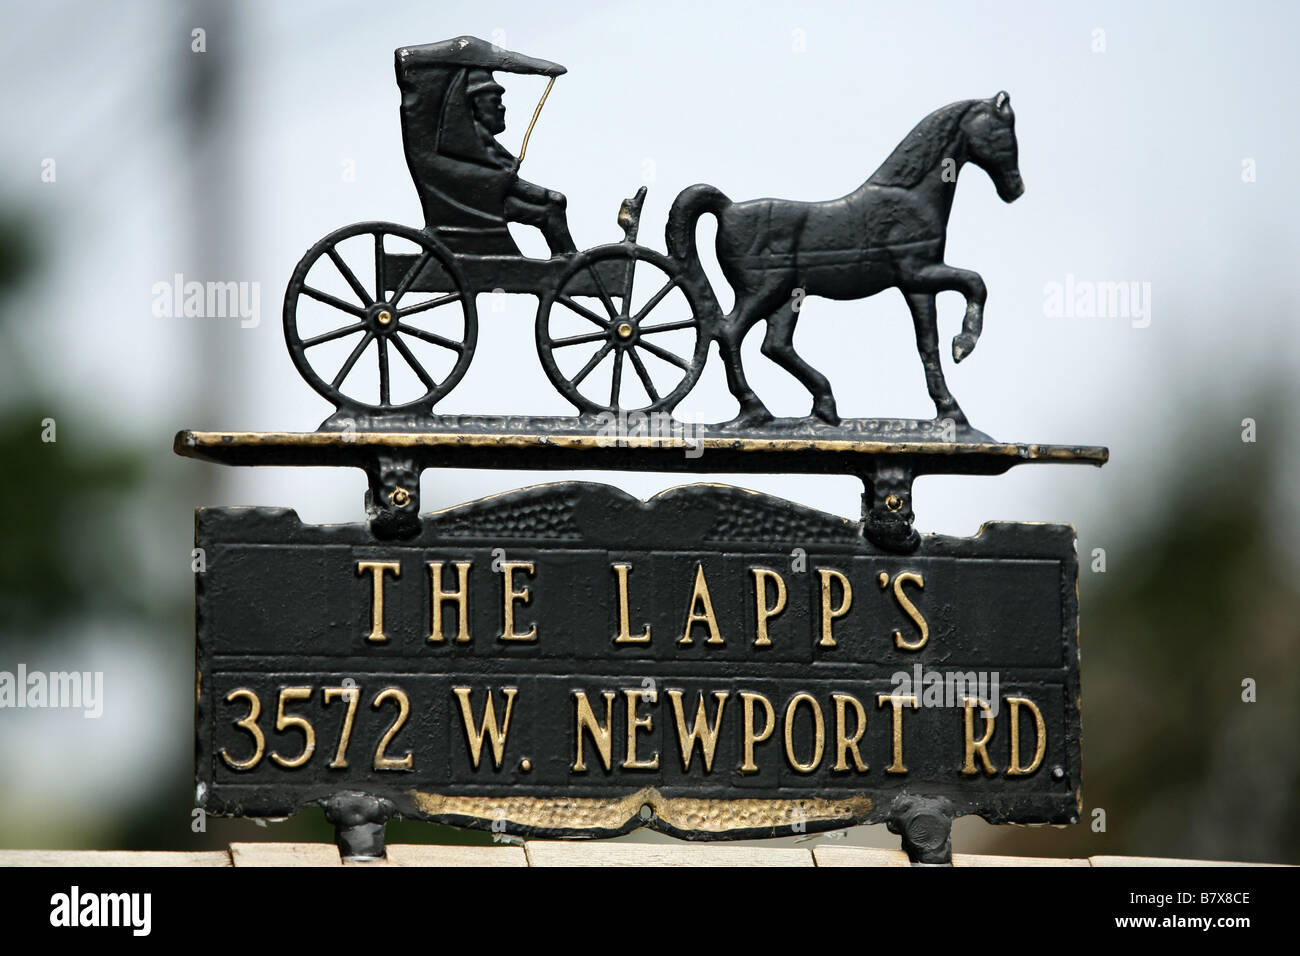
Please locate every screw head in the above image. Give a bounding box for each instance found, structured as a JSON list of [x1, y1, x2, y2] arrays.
[[616, 321, 633, 339], [389, 486, 411, 507], [377, 309, 393, 326], [885, 493, 904, 512]]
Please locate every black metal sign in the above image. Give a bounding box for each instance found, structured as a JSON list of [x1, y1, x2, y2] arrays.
[[196, 483, 1080, 860], [178, 35, 1107, 863]]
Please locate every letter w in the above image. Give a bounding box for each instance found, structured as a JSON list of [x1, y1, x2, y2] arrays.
[[668, 690, 729, 772], [453, 687, 518, 769]]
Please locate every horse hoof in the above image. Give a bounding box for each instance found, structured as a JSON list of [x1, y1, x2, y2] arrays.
[[938, 410, 968, 432], [813, 404, 840, 426], [734, 405, 774, 427], [952, 334, 977, 363]]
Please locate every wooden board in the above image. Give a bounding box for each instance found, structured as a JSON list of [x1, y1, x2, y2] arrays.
[[525, 841, 814, 867], [384, 844, 528, 867], [0, 850, 231, 867], [228, 842, 341, 867]]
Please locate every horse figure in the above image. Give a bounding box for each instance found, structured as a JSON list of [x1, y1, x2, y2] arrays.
[[666, 91, 1023, 427]]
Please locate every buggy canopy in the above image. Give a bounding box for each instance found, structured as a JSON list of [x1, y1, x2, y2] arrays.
[[395, 36, 566, 79]]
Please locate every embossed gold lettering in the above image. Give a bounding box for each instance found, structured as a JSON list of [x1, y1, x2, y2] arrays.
[[751, 568, 787, 647], [962, 697, 996, 776], [572, 690, 616, 772], [356, 560, 400, 643], [622, 687, 660, 770], [891, 571, 929, 650], [679, 563, 723, 646], [817, 568, 851, 647], [454, 686, 518, 769], [500, 561, 538, 642], [612, 563, 650, 643], [668, 689, 728, 772], [739, 691, 775, 773], [832, 692, 868, 772], [1006, 696, 1047, 775], [877, 693, 917, 774], [783, 692, 825, 773], [428, 560, 472, 643]]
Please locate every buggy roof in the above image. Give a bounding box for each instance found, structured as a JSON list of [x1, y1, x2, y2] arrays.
[[395, 36, 567, 78]]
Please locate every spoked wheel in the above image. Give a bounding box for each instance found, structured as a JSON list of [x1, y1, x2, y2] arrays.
[[284, 222, 477, 415], [536, 244, 707, 415]]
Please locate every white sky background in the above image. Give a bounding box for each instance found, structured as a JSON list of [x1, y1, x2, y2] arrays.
[[1, 0, 1298, 844]]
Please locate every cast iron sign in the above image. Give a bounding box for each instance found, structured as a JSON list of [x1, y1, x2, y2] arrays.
[[196, 485, 1081, 859], [177, 36, 1106, 863]]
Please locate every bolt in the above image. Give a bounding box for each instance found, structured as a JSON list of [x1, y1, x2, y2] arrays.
[[616, 322, 633, 339], [377, 309, 393, 326], [389, 486, 411, 507], [885, 493, 904, 512]]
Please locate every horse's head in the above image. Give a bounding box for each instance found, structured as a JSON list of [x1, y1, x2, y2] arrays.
[[963, 91, 1023, 202]]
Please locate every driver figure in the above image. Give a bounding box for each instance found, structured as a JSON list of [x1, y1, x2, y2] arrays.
[[397, 52, 576, 258], [464, 69, 577, 256]]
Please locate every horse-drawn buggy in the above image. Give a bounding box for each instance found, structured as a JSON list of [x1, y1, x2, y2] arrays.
[[284, 36, 1024, 427], [284, 37, 708, 420]]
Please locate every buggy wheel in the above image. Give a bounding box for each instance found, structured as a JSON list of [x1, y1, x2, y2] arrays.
[[536, 243, 707, 415], [283, 221, 477, 415]]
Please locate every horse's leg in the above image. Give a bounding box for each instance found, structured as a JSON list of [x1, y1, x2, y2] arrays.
[[909, 263, 987, 363], [716, 325, 772, 425], [717, 280, 796, 425], [760, 299, 839, 424], [903, 291, 966, 425]]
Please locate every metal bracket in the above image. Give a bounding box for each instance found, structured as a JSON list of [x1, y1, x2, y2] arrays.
[[883, 796, 956, 863], [323, 791, 394, 861], [365, 454, 421, 540], [887, 795, 955, 865], [861, 462, 920, 553]]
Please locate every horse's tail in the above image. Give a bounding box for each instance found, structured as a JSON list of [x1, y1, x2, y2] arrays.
[[666, 183, 730, 322]]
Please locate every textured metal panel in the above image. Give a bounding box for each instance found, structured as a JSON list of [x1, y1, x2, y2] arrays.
[[195, 482, 1081, 842]]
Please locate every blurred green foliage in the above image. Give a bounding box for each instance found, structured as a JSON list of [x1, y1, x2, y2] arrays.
[[0, 413, 148, 635], [989, 403, 1300, 864]]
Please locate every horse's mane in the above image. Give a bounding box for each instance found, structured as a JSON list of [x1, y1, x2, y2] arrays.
[[868, 100, 975, 189]]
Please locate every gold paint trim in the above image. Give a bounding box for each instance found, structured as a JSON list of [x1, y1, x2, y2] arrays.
[[407, 787, 873, 834], [176, 430, 1109, 464]]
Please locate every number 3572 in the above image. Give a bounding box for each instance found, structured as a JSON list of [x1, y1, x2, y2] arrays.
[[218, 685, 413, 772]]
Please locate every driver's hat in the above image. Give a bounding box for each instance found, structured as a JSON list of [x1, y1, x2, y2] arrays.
[[465, 69, 505, 97]]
